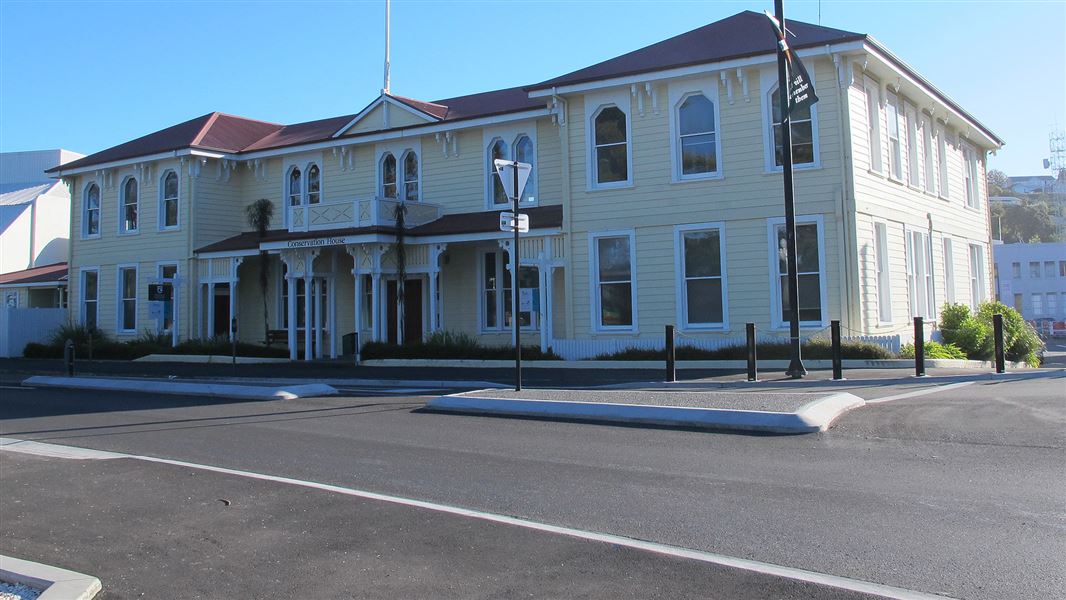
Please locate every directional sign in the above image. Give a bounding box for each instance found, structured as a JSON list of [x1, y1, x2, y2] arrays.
[[499, 211, 529, 233]]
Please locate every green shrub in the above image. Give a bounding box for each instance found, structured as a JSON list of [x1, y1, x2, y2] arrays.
[[900, 341, 967, 360], [975, 301, 1043, 366], [936, 302, 1043, 366], [361, 330, 561, 360], [23, 330, 288, 360], [594, 340, 893, 361]]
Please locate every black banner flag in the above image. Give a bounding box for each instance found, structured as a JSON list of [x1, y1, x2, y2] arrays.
[[765, 11, 819, 117]]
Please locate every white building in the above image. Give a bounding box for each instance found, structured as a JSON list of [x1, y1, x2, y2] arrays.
[[993, 242, 1066, 321], [0, 149, 83, 275]]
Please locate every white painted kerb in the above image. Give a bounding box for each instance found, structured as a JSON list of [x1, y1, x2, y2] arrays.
[[21, 376, 337, 401], [0, 555, 101, 600]]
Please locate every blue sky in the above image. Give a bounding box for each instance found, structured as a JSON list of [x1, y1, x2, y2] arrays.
[[1, 0, 1063, 176]]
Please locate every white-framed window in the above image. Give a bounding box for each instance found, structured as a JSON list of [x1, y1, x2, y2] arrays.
[[479, 250, 538, 331], [943, 237, 956, 304], [591, 105, 630, 186], [380, 153, 397, 198], [923, 116, 937, 194], [157, 263, 177, 332], [865, 81, 883, 173], [401, 151, 419, 201], [768, 83, 817, 169], [83, 182, 101, 237], [485, 133, 537, 208], [1031, 293, 1043, 315], [288, 166, 302, 206], [306, 163, 321, 204], [937, 126, 950, 199], [767, 216, 827, 327], [886, 92, 903, 180], [590, 230, 636, 331], [81, 268, 99, 329], [159, 171, 179, 230], [675, 93, 719, 179], [1029, 261, 1041, 278], [675, 223, 727, 329], [906, 228, 934, 319], [874, 222, 892, 323], [906, 102, 920, 187], [119, 176, 138, 233], [963, 145, 980, 209], [117, 265, 138, 332], [969, 243, 985, 309]]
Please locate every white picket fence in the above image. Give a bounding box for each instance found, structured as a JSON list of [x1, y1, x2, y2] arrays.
[[0, 308, 67, 357], [551, 333, 901, 361]]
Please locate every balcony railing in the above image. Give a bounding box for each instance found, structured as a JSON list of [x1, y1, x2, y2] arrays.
[[289, 196, 442, 232]]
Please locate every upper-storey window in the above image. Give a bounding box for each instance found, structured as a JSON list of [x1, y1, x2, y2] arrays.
[[381, 153, 397, 198], [514, 135, 536, 202], [486, 134, 537, 207], [307, 164, 321, 204], [120, 177, 138, 233], [963, 146, 980, 209], [770, 85, 815, 168], [402, 151, 419, 201], [488, 139, 509, 206], [865, 82, 883, 173], [593, 106, 629, 185], [676, 94, 719, 178], [937, 126, 950, 199], [160, 171, 179, 230], [886, 93, 903, 181], [83, 183, 100, 237], [905, 103, 920, 187], [288, 167, 302, 206], [923, 116, 937, 194]]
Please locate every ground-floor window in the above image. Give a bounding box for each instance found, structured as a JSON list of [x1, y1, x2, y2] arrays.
[[874, 222, 892, 323], [82, 270, 98, 329], [591, 231, 636, 330], [118, 266, 137, 332], [906, 229, 934, 319], [968, 244, 985, 310], [158, 264, 177, 332], [481, 250, 538, 330], [676, 224, 726, 328], [769, 218, 825, 326], [942, 238, 955, 305]]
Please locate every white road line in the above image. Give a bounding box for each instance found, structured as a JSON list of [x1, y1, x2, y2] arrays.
[[0, 385, 32, 390], [863, 381, 975, 404], [1, 437, 954, 600]]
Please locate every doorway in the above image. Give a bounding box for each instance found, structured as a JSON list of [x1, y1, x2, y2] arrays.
[[386, 278, 423, 344], [212, 283, 230, 337]]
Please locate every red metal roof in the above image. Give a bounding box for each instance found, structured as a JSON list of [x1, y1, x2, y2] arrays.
[[0, 262, 68, 286]]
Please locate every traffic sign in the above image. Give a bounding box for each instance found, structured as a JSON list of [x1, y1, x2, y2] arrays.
[[493, 159, 532, 202], [499, 211, 529, 233]]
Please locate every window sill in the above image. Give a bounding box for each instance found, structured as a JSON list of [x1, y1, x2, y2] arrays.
[[586, 181, 634, 193], [680, 324, 730, 332], [158, 226, 181, 233], [592, 328, 639, 335], [769, 321, 828, 332], [766, 163, 821, 175], [117, 230, 140, 237], [81, 234, 102, 241], [671, 172, 724, 184]]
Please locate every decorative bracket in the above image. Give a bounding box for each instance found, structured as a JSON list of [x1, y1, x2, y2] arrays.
[[737, 68, 750, 103], [720, 71, 734, 105]]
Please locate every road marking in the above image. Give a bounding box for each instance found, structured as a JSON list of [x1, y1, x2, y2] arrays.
[[0, 385, 32, 390], [864, 381, 975, 404], [1, 437, 954, 600]]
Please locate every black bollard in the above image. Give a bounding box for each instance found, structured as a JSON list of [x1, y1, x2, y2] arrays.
[[913, 316, 925, 377], [746, 322, 757, 382], [831, 320, 843, 380], [64, 339, 75, 376], [993, 314, 1005, 374], [665, 325, 676, 383]]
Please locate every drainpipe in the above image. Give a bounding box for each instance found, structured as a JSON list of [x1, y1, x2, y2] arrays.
[[554, 88, 575, 339]]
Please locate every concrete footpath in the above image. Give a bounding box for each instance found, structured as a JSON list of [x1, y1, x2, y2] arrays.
[[427, 389, 865, 434]]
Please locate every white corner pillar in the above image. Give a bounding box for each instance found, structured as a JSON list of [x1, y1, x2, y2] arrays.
[[428, 243, 447, 332], [207, 282, 216, 338], [313, 278, 323, 359]]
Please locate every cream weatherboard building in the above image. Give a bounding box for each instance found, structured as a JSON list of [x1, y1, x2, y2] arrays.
[[50, 12, 1001, 360]]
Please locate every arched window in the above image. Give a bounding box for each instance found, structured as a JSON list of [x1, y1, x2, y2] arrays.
[[770, 86, 815, 167], [84, 183, 101, 236], [306, 164, 321, 204], [121, 177, 138, 233], [514, 135, 535, 203], [593, 106, 628, 184], [488, 139, 509, 206], [402, 151, 419, 201], [288, 167, 302, 206], [677, 94, 718, 176], [381, 153, 397, 198], [160, 171, 179, 229]]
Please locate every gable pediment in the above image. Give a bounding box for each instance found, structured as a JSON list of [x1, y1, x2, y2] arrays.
[[334, 94, 448, 138]]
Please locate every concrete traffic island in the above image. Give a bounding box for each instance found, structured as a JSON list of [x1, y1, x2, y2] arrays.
[[425, 389, 865, 434], [0, 555, 101, 600], [21, 376, 338, 401]]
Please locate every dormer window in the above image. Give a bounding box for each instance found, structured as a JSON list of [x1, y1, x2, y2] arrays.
[[120, 177, 138, 233], [402, 151, 419, 201], [307, 164, 321, 204], [381, 153, 397, 198], [288, 167, 302, 206], [83, 183, 100, 237]]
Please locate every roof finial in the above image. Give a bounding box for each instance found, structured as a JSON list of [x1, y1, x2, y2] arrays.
[[383, 0, 391, 94]]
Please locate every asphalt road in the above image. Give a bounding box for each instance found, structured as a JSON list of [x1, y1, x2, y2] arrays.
[[1, 373, 1064, 599]]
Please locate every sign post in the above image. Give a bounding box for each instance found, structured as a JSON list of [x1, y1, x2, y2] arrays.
[[494, 159, 532, 391], [766, 3, 818, 378]]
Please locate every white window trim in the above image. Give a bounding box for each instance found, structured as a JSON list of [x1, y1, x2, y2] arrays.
[[922, 115, 937, 195], [476, 248, 539, 333], [905, 226, 935, 320], [584, 89, 633, 191], [962, 143, 981, 211], [589, 229, 638, 333], [667, 79, 723, 182], [116, 263, 138, 334], [399, 150, 421, 202], [765, 215, 828, 329], [761, 68, 820, 172], [376, 140, 422, 200], [81, 180, 102, 239], [305, 161, 323, 205], [483, 123, 539, 209], [942, 236, 956, 305], [937, 124, 951, 200], [885, 91, 903, 182], [79, 266, 100, 328], [969, 243, 986, 309], [874, 221, 892, 324], [905, 101, 921, 188], [155, 261, 179, 333], [864, 77, 883, 174], [118, 175, 139, 236], [674, 222, 729, 330], [158, 170, 181, 231]]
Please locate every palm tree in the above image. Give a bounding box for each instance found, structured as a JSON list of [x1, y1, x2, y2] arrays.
[[245, 199, 274, 345]]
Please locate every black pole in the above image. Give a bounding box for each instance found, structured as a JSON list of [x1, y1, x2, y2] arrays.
[[665, 325, 676, 382], [231, 317, 238, 375], [913, 316, 925, 377], [64, 339, 75, 376], [513, 161, 522, 392], [993, 313, 1005, 374], [746, 322, 758, 382], [831, 320, 843, 380], [775, 0, 806, 379]]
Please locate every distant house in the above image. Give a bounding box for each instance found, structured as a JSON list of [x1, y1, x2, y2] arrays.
[[1, 149, 83, 275], [0, 261, 67, 309], [993, 242, 1066, 322], [1007, 175, 1060, 195]]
